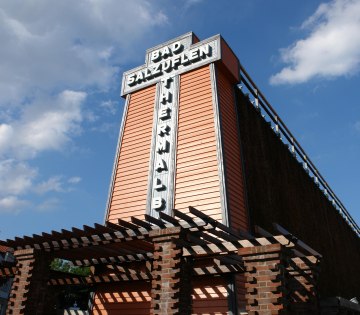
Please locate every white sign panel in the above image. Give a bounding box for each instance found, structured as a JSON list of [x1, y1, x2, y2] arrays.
[[149, 75, 178, 217], [121, 33, 221, 96]]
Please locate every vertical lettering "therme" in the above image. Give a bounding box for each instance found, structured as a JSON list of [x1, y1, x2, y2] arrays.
[[151, 76, 175, 213]]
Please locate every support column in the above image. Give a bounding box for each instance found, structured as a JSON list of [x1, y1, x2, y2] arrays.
[[6, 249, 52, 315], [239, 244, 287, 315], [150, 227, 193, 315]]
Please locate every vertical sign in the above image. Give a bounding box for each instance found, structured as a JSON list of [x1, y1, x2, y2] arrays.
[[148, 75, 179, 217]]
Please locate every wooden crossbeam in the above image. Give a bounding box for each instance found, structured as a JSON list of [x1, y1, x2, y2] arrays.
[[131, 217, 153, 230], [0, 266, 17, 277], [189, 206, 240, 237], [205, 228, 239, 242], [48, 260, 245, 287], [182, 235, 295, 257], [254, 225, 273, 238], [194, 264, 243, 275], [118, 219, 142, 233], [105, 221, 126, 233], [0, 240, 9, 247], [194, 232, 220, 245], [159, 212, 180, 226], [73, 252, 153, 267], [8, 227, 151, 252], [105, 264, 151, 278], [173, 209, 202, 226], [144, 215, 166, 228], [48, 272, 150, 286], [214, 254, 244, 267], [187, 234, 208, 246], [273, 223, 322, 258]]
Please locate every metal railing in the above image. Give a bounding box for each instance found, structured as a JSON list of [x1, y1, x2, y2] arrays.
[[238, 63, 360, 237]]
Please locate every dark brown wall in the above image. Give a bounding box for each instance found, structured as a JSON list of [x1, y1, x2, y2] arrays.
[[236, 89, 360, 299]]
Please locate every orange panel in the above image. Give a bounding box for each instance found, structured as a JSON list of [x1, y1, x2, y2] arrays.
[[107, 85, 156, 223], [92, 282, 151, 315], [192, 277, 229, 315], [216, 66, 249, 232], [92, 278, 230, 315], [216, 66, 248, 309], [235, 274, 247, 312], [220, 38, 240, 82]]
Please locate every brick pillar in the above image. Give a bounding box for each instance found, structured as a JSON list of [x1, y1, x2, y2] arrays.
[[6, 249, 53, 315], [150, 227, 193, 315], [286, 256, 320, 314], [239, 244, 287, 315]]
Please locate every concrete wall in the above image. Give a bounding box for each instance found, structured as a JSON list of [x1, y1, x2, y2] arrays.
[[236, 89, 360, 298]]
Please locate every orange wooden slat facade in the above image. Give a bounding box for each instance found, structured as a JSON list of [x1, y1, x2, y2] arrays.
[[92, 278, 229, 315], [106, 85, 156, 223], [174, 66, 223, 221], [101, 35, 248, 314], [216, 66, 249, 233]]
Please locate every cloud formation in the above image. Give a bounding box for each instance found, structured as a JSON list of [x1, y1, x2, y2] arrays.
[[270, 0, 360, 85], [0, 0, 168, 213], [0, 0, 167, 105], [0, 196, 29, 214], [0, 160, 37, 196], [0, 90, 86, 159]]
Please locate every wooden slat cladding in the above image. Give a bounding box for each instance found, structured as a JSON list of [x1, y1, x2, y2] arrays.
[[235, 274, 246, 312], [92, 282, 151, 315], [92, 278, 228, 315], [107, 85, 156, 223], [216, 67, 249, 232], [192, 277, 229, 315], [175, 66, 223, 221]]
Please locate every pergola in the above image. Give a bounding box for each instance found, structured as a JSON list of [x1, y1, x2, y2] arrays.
[[0, 207, 321, 315]]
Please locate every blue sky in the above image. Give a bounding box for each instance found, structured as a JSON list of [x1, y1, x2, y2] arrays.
[[0, 0, 359, 239]]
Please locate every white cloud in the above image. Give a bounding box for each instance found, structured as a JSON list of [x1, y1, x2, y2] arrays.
[[184, 0, 203, 10], [0, 90, 86, 159], [34, 176, 65, 195], [270, 0, 360, 85], [68, 176, 82, 184], [36, 198, 60, 212], [100, 100, 118, 115], [0, 0, 169, 214], [0, 160, 37, 196], [0, 196, 29, 214], [0, 0, 168, 105], [91, 122, 117, 133], [354, 121, 360, 132]]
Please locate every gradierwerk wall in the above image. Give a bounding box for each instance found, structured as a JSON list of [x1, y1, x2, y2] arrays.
[[236, 89, 360, 298]]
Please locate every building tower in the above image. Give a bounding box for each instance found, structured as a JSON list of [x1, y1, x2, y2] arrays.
[[1, 32, 359, 315], [100, 32, 250, 313]]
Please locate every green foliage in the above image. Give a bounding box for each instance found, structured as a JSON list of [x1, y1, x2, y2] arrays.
[[50, 258, 90, 276]]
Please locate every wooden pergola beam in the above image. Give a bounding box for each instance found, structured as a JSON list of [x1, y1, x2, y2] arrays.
[[0, 266, 17, 277]]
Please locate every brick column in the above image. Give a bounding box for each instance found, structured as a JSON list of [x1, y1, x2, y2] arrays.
[[150, 227, 193, 315], [239, 244, 287, 315], [6, 248, 53, 315], [286, 256, 320, 314]]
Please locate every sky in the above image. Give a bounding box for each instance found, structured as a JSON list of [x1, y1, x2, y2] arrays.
[[0, 0, 360, 240]]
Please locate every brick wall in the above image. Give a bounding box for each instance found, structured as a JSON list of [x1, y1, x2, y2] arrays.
[[239, 244, 320, 315], [6, 249, 53, 315], [150, 227, 192, 315], [240, 244, 287, 315]]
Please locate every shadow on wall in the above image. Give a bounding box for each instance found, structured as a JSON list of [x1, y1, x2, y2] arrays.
[[236, 88, 360, 298]]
